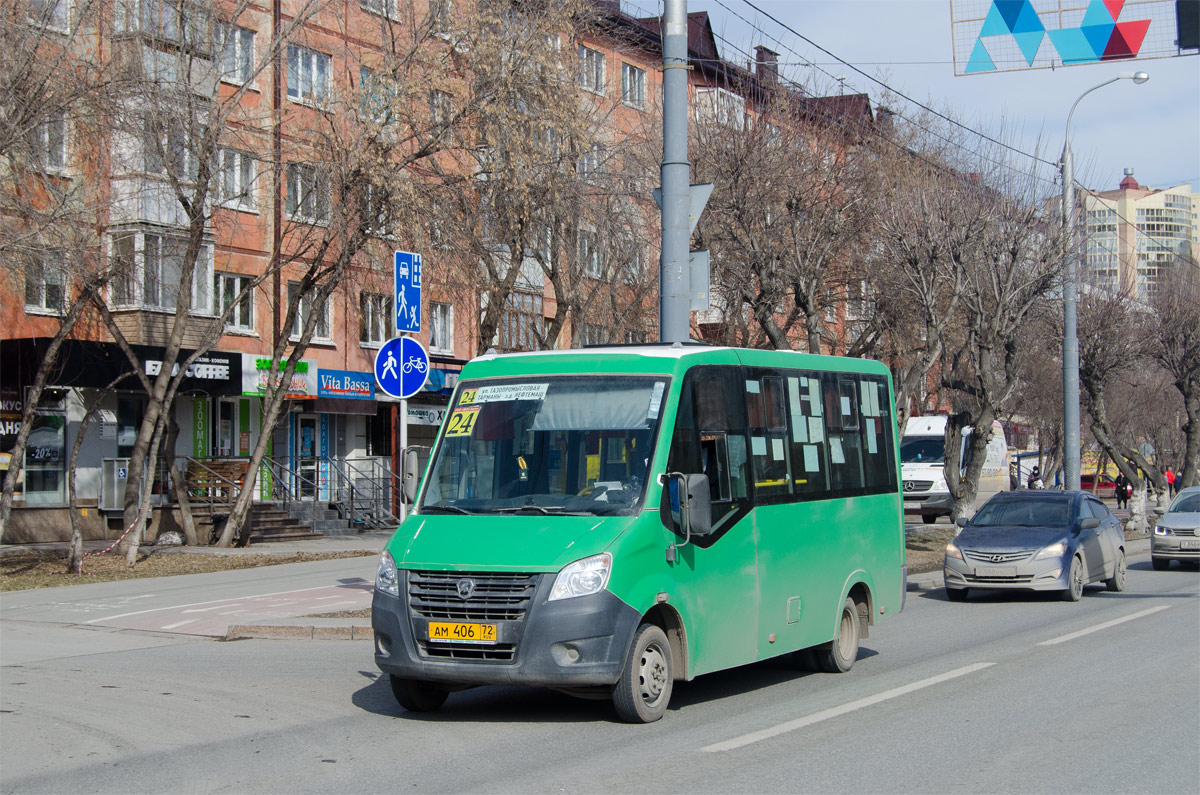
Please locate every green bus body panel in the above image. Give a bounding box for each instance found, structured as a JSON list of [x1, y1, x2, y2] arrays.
[[391, 346, 904, 682]]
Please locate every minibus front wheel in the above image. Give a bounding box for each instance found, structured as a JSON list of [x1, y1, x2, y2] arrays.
[[390, 675, 448, 713], [612, 623, 673, 723]]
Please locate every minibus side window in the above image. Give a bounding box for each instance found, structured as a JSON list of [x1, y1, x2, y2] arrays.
[[858, 376, 897, 492], [746, 373, 792, 499], [786, 372, 830, 498], [825, 376, 866, 492]]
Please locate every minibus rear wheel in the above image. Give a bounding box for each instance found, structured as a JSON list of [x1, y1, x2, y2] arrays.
[[612, 623, 673, 723], [390, 675, 448, 712]]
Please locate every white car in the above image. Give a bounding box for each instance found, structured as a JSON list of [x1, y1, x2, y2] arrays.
[[1152, 486, 1200, 570]]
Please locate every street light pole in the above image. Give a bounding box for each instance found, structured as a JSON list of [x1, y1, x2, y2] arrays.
[[1060, 71, 1148, 492]]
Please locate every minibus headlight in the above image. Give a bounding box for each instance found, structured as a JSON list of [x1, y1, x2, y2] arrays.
[[549, 553, 612, 601], [376, 550, 399, 597]]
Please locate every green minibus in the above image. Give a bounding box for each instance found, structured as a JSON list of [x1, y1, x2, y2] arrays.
[[372, 343, 905, 722]]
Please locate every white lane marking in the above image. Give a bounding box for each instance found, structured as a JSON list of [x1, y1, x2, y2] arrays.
[[84, 585, 353, 624], [160, 619, 197, 630], [1036, 605, 1171, 646], [181, 604, 243, 614], [701, 662, 994, 753]]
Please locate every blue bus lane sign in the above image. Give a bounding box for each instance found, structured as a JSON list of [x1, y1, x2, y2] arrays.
[[375, 336, 430, 399]]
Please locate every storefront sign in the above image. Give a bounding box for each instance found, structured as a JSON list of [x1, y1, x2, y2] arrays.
[[242, 355, 317, 399], [407, 406, 446, 427], [317, 369, 375, 400], [193, 398, 210, 457], [146, 353, 234, 382]]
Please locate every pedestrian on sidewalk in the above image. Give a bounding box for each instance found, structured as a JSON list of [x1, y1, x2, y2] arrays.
[[1164, 466, 1176, 497], [1114, 472, 1130, 510]]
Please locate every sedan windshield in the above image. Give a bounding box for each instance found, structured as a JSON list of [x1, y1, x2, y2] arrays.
[[1169, 493, 1200, 513], [420, 375, 669, 516], [971, 497, 1071, 527]]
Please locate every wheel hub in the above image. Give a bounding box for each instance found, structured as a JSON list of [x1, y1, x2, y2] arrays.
[[640, 647, 667, 701]]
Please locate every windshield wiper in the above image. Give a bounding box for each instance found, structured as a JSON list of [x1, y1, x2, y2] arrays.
[[494, 505, 594, 516], [421, 505, 473, 515]]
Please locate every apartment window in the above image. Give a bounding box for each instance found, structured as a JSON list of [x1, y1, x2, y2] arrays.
[[289, 281, 331, 340], [218, 149, 255, 210], [286, 44, 330, 105], [430, 89, 454, 142], [216, 272, 253, 331], [696, 87, 745, 128], [623, 245, 646, 283], [581, 323, 606, 346], [360, 0, 398, 19], [501, 291, 542, 351], [621, 63, 645, 108], [28, 110, 67, 171], [30, 0, 69, 31], [215, 23, 254, 84], [578, 45, 605, 94], [359, 292, 392, 345], [430, 0, 451, 31], [578, 142, 603, 181], [25, 254, 65, 313], [429, 301, 453, 354], [286, 163, 329, 224], [359, 67, 393, 125], [364, 185, 392, 237], [109, 231, 212, 313], [143, 117, 194, 178], [578, 228, 601, 278]]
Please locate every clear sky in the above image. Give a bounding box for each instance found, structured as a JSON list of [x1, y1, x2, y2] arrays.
[[630, 0, 1200, 196]]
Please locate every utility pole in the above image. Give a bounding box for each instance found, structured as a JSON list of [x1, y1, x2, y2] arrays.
[[659, 0, 690, 343]]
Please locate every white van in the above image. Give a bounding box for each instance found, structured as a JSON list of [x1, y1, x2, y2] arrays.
[[900, 416, 1009, 523]]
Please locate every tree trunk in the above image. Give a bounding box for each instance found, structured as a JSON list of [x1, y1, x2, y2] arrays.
[[164, 419, 198, 546]]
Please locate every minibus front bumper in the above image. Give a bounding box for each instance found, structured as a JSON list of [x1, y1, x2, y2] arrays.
[[372, 571, 642, 688]]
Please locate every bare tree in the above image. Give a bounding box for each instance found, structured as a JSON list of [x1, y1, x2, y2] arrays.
[[1145, 258, 1200, 489]]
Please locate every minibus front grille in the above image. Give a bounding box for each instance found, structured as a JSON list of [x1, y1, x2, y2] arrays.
[[408, 570, 538, 621]]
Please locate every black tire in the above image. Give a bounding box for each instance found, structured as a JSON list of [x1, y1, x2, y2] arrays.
[[1151, 556, 1170, 571], [945, 586, 969, 602], [1062, 555, 1084, 602], [1105, 550, 1127, 592], [922, 514, 939, 525], [389, 675, 448, 713], [816, 597, 860, 673], [613, 623, 673, 723]]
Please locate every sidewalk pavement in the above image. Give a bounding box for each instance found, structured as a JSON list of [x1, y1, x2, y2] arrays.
[[0, 530, 393, 558]]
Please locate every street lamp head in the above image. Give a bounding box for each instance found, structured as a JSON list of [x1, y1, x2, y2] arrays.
[[1118, 71, 1150, 84]]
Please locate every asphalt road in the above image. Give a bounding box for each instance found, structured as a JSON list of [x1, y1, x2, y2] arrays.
[[2, 549, 1197, 794]]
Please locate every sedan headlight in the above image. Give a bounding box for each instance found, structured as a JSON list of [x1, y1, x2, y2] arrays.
[[549, 552, 612, 601], [375, 550, 399, 596], [945, 542, 963, 560], [1034, 541, 1066, 560], [1153, 524, 1169, 536]]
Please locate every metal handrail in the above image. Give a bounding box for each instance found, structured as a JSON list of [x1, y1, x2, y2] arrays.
[[260, 455, 320, 535], [336, 456, 404, 527]]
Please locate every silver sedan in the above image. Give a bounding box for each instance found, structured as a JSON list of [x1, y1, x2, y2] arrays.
[[1152, 486, 1200, 570], [944, 490, 1126, 602]]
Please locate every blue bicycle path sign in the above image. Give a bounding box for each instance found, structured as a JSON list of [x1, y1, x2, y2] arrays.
[[375, 336, 429, 399]]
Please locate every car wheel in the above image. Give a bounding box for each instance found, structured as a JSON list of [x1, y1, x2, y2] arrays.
[[1062, 555, 1084, 602], [389, 676, 448, 712], [922, 513, 939, 525], [945, 587, 969, 602], [613, 623, 673, 723], [816, 597, 860, 673], [1105, 550, 1127, 592], [1151, 556, 1170, 571]]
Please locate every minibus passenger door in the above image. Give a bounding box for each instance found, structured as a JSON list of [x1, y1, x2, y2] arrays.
[[662, 366, 758, 676]]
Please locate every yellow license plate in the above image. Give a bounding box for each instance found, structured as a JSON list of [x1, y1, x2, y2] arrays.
[[428, 621, 498, 644]]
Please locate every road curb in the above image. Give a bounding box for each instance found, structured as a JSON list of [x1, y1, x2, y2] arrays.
[[225, 624, 373, 641]]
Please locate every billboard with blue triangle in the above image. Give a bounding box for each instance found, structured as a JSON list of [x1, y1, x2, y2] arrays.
[[952, 0, 1178, 75]]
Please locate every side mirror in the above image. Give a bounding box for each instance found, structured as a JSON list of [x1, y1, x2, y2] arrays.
[[955, 516, 969, 528], [1079, 517, 1100, 530], [1152, 505, 1166, 516], [401, 447, 420, 504], [659, 472, 712, 537]]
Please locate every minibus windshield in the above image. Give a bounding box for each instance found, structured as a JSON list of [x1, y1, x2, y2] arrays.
[[419, 375, 669, 516], [900, 436, 945, 464]]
